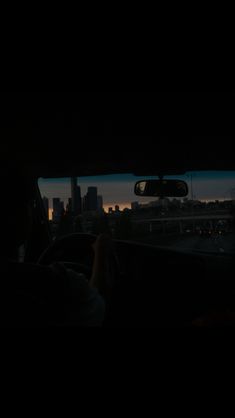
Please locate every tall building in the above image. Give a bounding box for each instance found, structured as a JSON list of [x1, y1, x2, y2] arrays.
[[53, 198, 63, 222], [131, 202, 139, 211], [87, 187, 98, 211], [231, 188, 235, 203], [43, 197, 49, 219], [61, 201, 65, 214], [67, 198, 72, 212], [83, 194, 88, 212], [98, 195, 103, 212], [71, 177, 82, 215]]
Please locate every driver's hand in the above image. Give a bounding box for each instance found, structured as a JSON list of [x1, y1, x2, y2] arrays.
[[92, 234, 113, 258]]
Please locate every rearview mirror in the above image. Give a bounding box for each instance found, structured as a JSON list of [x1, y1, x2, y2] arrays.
[[135, 179, 188, 197]]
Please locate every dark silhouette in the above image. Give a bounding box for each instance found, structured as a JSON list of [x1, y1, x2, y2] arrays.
[[92, 214, 110, 236], [56, 210, 74, 238], [0, 171, 112, 327], [114, 211, 133, 240], [74, 215, 84, 233]]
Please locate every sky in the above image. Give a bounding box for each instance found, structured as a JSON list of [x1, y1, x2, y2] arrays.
[[38, 171, 235, 216]]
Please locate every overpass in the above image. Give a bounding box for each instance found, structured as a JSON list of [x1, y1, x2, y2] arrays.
[[133, 214, 232, 223], [132, 213, 233, 234]]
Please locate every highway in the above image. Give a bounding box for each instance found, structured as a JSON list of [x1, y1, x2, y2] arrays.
[[134, 214, 233, 223], [138, 232, 235, 254], [166, 233, 235, 254]]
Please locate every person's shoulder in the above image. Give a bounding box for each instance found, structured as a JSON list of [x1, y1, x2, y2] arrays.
[[50, 263, 106, 326], [51, 262, 93, 297]]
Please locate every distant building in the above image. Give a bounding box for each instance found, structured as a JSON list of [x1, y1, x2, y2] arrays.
[[108, 207, 113, 214], [82, 187, 99, 212], [171, 199, 181, 208], [87, 187, 98, 211], [160, 198, 170, 209], [115, 205, 120, 212], [43, 197, 49, 219], [131, 202, 139, 211], [53, 198, 63, 222], [67, 198, 72, 212], [98, 195, 103, 212], [83, 194, 89, 212], [149, 200, 161, 208], [71, 177, 82, 215], [76, 186, 82, 213], [231, 188, 235, 206]]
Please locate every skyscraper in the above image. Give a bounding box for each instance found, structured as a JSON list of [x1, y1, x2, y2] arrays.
[[61, 201, 65, 214], [131, 202, 139, 211], [83, 194, 89, 212], [87, 187, 98, 211], [67, 198, 72, 212], [71, 177, 82, 215], [53, 198, 63, 222], [43, 197, 49, 219], [98, 195, 103, 212]]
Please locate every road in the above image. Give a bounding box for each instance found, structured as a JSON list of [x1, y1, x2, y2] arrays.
[[138, 233, 235, 254], [167, 233, 235, 254]]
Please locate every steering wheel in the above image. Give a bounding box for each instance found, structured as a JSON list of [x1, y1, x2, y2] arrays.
[[38, 233, 120, 283]]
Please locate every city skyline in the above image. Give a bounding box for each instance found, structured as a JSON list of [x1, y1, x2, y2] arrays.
[[44, 185, 104, 220], [39, 172, 235, 219]]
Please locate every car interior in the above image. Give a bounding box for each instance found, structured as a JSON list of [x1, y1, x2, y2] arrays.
[[1, 91, 235, 327]]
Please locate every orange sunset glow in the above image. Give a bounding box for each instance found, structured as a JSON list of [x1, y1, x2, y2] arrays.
[[48, 203, 132, 220]]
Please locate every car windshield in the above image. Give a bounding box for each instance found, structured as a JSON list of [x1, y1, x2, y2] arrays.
[[38, 171, 235, 255]]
